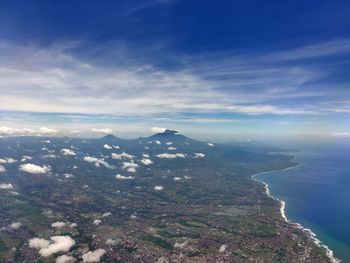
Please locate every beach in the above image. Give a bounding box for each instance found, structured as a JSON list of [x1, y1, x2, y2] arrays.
[[252, 160, 342, 263]]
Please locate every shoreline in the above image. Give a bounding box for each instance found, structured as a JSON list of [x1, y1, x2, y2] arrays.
[[251, 161, 341, 263]]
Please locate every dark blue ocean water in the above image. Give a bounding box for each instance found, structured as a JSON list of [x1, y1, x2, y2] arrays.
[[256, 142, 350, 262]]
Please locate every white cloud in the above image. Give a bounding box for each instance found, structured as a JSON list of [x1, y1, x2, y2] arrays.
[[19, 163, 51, 174], [21, 155, 33, 162], [194, 153, 205, 158], [83, 156, 114, 169], [29, 236, 75, 257], [142, 153, 150, 158], [102, 212, 112, 217], [150, 127, 167, 133], [0, 183, 14, 190], [207, 143, 215, 147], [154, 185, 164, 191], [141, 158, 153, 165], [43, 154, 57, 159], [105, 238, 118, 245], [38, 127, 58, 134], [168, 147, 176, 150], [91, 128, 112, 134], [82, 248, 106, 262], [166, 142, 172, 145], [111, 152, 134, 159], [156, 153, 185, 159], [122, 162, 138, 171], [64, 173, 74, 178], [29, 238, 50, 249], [332, 132, 350, 138], [0, 157, 17, 164], [60, 148, 76, 156], [9, 222, 22, 229], [56, 254, 76, 263], [127, 167, 136, 173], [103, 144, 112, 149], [0, 126, 76, 137], [115, 174, 134, 180], [93, 219, 102, 226], [155, 140, 161, 145], [0, 165, 6, 173], [51, 221, 66, 228], [219, 244, 227, 252], [0, 126, 34, 136], [173, 177, 181, 181]]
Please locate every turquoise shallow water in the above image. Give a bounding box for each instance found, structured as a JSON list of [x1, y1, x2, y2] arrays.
[[256, 142, 350, 262]]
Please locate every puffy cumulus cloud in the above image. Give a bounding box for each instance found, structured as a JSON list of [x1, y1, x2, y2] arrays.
[[141, 158, 153, 165], [93, 219, 102, 226], [173, 177, 181, 181], [9, 222, 22, 229], [29, 236, 75, 257], [142, 153, 150, 158], [332, 132, 350, 138], [0, 157, 17, 164], [156, 153, 185, 159], [29, 238, 50, 249], [91, 128, 112, 134], [51, 221, 66, 228], [166, 142, 172, 145], [21, 155, 33, 162], [207, 143, 215, 147], [111, 152, 134, 159], [0, 183, 14, 189], [103, 144, 112, 149], [0, 165, 6, 173], [154, 185, 164, 191], [122, 162, 138, 173], [19, 163, 51, 174], [82, 248, 106, 262], [102, 212, 112, 217], [64, 173, 74, 179], [83, 156, 114, 169], [155, 140, 161, 145], [219, 244, 227, 252], [56, 254, 76, 263], [194, 153, 205, 158], [149, 127, 167, 134], [168, 147, 176, 150], [60, 148, 77, 156], [115, 174, 134, 180]]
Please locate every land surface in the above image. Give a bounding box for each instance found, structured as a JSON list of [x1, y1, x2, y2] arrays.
[[0, 130, 332, 262]]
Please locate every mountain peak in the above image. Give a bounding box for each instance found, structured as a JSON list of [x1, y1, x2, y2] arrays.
[[101, 134, 120, 140], [158, 129, 179, 136]]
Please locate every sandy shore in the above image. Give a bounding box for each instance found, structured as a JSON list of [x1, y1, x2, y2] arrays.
[[251, 163, 341, 263]]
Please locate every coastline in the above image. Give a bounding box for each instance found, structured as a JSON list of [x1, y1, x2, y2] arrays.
[[251, 160, 341, 263]]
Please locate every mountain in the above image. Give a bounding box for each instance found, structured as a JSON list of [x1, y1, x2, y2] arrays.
[[100, 133, 124, 142], [147, 129, 191, 143]]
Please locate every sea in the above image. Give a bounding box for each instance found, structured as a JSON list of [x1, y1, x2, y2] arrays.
[[255, 141, 350, 262]]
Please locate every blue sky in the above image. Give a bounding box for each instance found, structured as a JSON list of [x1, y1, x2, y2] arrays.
[[1, 0, 350, 141]]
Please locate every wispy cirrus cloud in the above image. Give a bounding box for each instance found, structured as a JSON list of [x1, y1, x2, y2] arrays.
[[0, 38, 349, 138]]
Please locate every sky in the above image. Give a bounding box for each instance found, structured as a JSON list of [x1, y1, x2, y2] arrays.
[[1, 0, 350, 141]]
